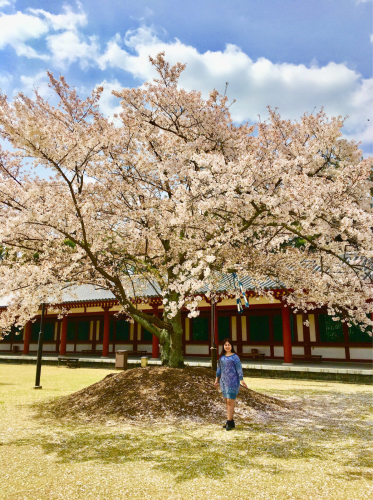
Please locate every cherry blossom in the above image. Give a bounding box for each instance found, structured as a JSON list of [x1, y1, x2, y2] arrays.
[[0, 53, 372, 366]]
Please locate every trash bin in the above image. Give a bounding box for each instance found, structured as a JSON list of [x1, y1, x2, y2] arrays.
[[115, 350, 128, 370], [12, 345, 19, 354], [141, 356, 148, 368]]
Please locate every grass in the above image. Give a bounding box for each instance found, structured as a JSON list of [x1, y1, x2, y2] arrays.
[[0, 364, 372, 500]]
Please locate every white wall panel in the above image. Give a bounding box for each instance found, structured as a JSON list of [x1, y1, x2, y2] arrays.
[[66, 344, 74, 352], [76, 344, 92, 352], [115, 344, 133, 350], [310, 347, 345, 359], [43, 345, 56, 352], [0, 343, 11, 350], [292, 346, 305, 355], [242, 345, 270, 356], [274, 346, 284, 357], [185, 345, 209, 355], [349, 348, 373, 361], [140, 344, 152, 353]]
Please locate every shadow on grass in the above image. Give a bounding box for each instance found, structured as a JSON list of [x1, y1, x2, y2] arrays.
[[10, 417, 370, 483], [10, 389, 372, 483]]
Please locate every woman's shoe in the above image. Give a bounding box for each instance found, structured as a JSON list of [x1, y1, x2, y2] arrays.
[[226, 420, 235, 431], [223, 420, 229, 428]]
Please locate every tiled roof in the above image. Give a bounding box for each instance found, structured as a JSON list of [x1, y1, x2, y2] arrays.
[[59, 274, 284, 304]]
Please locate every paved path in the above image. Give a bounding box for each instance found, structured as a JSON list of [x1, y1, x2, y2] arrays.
[[0, 353, 371, 376]]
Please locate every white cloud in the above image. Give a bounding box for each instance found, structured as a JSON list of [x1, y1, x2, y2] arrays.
[[370, 34, 373, 43], [16, 72, 52, 99], [0, 11, 49, 57], [97, 27, 372, 148], [94, 80, 123, 121], [29, 2, 87, 32], [46, 30, 100, 69], [0, 71, 12, 91], [0, 0, 14, 8], [0, 4, 87, 60]]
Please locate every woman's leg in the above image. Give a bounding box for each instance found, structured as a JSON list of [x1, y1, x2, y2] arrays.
[[224, 398, 229, 419], [227, 399, 235, 420]]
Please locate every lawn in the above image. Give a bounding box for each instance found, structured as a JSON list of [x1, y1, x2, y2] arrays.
[[0, 364, 372, 500]]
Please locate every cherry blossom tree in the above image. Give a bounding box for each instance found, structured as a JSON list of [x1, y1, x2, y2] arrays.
[[0, 53, 372, 367]]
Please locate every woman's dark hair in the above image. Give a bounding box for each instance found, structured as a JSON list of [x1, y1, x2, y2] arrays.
[[220, 338, 236, 357]]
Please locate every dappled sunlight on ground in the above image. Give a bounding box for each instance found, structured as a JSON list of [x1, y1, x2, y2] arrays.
[[0, 365, 372, 499]]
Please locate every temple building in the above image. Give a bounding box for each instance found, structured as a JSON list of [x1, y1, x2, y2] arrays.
[[1, 280, 372, 363]]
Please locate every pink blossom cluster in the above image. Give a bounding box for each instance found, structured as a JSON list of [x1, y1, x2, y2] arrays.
[[0, 53, 372, 337]]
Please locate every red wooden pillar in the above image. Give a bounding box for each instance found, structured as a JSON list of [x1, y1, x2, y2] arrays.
[[282, 302, 293, 364], [23, 321, 31, 355], [152, 310, 160, 359], [60, 316, 67, 355], [102, 308, 110, 358]]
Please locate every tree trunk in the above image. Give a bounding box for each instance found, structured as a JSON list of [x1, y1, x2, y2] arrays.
[[131, 309, 184, 368], [168, 311, 185, 368], [159, 311, 184, 368]]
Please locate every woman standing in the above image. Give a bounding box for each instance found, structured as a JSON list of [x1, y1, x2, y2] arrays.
[[214, 338, 248, 430]]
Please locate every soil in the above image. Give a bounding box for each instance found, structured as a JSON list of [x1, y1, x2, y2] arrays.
[[43, 366, 297, 425]]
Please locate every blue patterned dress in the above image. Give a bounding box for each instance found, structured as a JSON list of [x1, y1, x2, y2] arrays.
[[216, 353, 244, 399]]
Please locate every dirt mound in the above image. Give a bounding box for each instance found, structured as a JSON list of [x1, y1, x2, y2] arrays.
[[44, 367, 295, 424]]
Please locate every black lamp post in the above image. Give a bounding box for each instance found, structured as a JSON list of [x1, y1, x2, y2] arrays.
[[34, 302, 45, 389], [210, 298, 217, 372]]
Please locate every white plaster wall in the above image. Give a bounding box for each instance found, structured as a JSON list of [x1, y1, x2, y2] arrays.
[[114, 344, 133, 351], [43, 345, 56, 352], [30, 343, 38, 350], [242, 345, 271, 356], [185, 345, 209, 355], [12, 343, 24, 350], [0, 343, 11, 350], [310, 347, 346, 359], [76, 344, 93, 352], [140, 344, 152, 353], [292, 346, 305, 355], [349, 348, 373, 361], [96, 344, 103, 350], [66, 344, 74, 352], [274, 346, 284, 357]]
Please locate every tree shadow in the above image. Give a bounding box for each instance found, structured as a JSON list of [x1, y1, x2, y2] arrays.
[[11, 388, 372, 483]]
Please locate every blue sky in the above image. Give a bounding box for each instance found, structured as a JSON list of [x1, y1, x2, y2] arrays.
[[0, 0, 372, 153]]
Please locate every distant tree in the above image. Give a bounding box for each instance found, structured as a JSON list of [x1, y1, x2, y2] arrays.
[[0, 53, 372, 367]]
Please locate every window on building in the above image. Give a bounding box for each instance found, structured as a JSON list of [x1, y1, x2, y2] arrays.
[[318, 314, 344, 342], [143, 328, 153, 341], [116, 320, 130, 341], [348, 320, 372, 343], [192, 317, 209, 341], [31, 322, 54, 342], [273, 315, 295, 342], [44, 323, 55, 342], [218, 316, 230, 342], [31, 322, 40, 342], [67, 321, 76, 342], [11, 325, 23, 342], [77, 321, 90, 341], [249, 315, 270, 341]]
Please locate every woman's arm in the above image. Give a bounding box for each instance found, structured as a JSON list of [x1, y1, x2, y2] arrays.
[[214, 360, 221, 387], [234, 355, 248, 389]]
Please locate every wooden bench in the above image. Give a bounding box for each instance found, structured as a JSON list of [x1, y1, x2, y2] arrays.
[[58, 357, 80, 368], [292, 354, 322, 363], [81, 350, 104, 355], [241, 349, 266, 360], [126, 350, 149, 356]]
